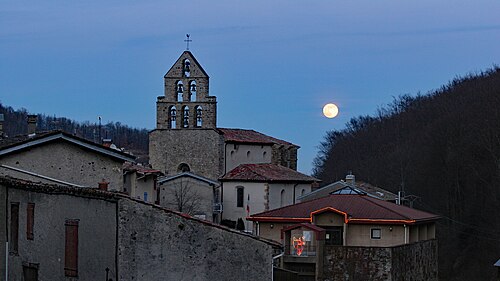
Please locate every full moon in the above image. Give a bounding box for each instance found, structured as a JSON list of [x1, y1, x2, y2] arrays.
[[323, 103, 339, 118]]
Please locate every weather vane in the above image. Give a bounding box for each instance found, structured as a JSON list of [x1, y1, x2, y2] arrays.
[[184, 34, 192, 50]]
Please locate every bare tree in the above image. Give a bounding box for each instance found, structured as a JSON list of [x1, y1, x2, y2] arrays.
[[164, 180, 202, 215]]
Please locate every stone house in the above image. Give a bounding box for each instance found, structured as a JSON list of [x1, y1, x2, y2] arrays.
[[219, 163, 319, 230], [249, 190, 440, 281], [157, 172, 220, 222], [123, 162, 163, 203], [0, 176, 280, 281]]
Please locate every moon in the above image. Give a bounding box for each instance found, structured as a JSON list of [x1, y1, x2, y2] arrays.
[[323, 103, 339, 118]]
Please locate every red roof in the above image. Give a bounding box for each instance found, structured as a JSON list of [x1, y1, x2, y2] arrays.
[[123, 163, 162, 175], [249, 194, 439, 225], [217, 128, 297, 147], [220, 163, 319, 183]]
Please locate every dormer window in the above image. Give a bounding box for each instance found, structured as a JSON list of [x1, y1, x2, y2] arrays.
[[189, 81, 197, 101], [183, 106, 189, 128], [183, 59, 191, 77]]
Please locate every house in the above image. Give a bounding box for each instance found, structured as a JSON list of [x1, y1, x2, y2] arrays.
[[249, 192, 440, 281], [298, 173, 397, 203], [220, 163, 319, 230], [0, 129, 135, 190], [123, 162, 163, 203], [0, 176, 281, 281], [157, 172, 220, 222]]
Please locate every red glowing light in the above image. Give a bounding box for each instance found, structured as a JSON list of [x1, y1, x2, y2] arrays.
[[292, 236, 305, 256]]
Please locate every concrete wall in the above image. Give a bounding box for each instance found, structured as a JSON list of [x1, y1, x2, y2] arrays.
[[268, 183, 311, 210], [159, 176, 216, 220], [313, 212, 344, 228], [225, 143, 272, 172], [0, 140, 124, 190], [346, 225, 406, 247], [149, 129, 224, 180], [321, 239, 438, 281], [4, 185, 117, 281], [117, 198, 274, 281], [257, 222, 295, 243], [128, 174, 157, 203]]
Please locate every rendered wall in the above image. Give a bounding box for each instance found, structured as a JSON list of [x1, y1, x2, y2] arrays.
[[0, 140, 124, 190], [117, 198, 274, 281], [225, 143, 273, 172]]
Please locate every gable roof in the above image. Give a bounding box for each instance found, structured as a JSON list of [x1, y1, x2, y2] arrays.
[[249, 194, 439, 225], [217, 128, 298, 147], [158, 172, 219, 186], [220, 163, 319, 183], [0, 130, 136, 162], [164, 51, 209, 78]]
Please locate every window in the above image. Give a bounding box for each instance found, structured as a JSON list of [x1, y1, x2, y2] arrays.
[[189, 81, 197, 101], [325, 227, 343, 245], [10, 203, 19, 254], [280, 189, 285, 207], [178, 163, 190, 172], [183, 106, 189, 128], [65, 219, 79, 277], [195, 106, 202, 127], [371, 228, 381, 239], [144, 192, 148, 202], [23, 263, 39, 281], [301, 189, 306, 196], [236, 186, 244, 207], [27, 203, 35, 240], [169, 106, 177, 129], [176, 81, 184, 101]]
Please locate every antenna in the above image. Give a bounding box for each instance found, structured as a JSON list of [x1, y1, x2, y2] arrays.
[[184, 34, 192, 50]]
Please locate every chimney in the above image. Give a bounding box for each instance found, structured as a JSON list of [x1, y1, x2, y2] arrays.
[[27, 114, 37, 135], [0, 113, 4, 137], [345, 173, 355, 186], [98, 179, 109, 191]]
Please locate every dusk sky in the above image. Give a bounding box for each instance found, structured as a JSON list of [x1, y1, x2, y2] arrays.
[[1, 1, 499, 174]]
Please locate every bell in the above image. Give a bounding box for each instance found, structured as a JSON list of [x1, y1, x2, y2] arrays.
[[177, 84, 183, 93], [190, 84, 196, 92]]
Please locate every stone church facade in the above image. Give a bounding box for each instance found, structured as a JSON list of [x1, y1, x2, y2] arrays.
[[149, 51, 298, 181]]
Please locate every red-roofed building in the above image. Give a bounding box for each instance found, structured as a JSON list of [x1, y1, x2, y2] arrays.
[[249, 194, 440, 280], [220, 163, 320, 230]]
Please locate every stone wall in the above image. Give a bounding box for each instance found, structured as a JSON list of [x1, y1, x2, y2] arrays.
[[117, 198, 274, 281], [149, 129, 224, 180], [322, 240, 438, 281]]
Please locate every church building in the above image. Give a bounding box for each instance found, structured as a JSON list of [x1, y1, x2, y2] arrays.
[[149, 50, 318, 226]]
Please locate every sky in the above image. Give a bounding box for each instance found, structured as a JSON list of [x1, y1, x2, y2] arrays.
[[1, 1, 499, 174]]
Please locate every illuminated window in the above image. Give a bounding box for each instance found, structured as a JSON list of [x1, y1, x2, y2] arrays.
[[371, 228, 381, 239], [236, 186, 244, 207]]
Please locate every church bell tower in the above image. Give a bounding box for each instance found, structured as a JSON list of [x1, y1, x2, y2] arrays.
[[156, 51, 217, 130]]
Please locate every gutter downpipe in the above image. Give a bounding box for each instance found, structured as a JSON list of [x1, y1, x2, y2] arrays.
[[404, 224, 408, 244], [272, 252, 285, 281]]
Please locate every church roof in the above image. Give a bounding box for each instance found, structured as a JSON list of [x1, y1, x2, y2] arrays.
[[220, 163, 319, 183], [249, 194, 440, 225], [217, 128, 298, 147]]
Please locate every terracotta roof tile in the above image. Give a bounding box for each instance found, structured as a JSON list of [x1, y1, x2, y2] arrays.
[[249, 194, 439, 224], [218, 128, 297, 147], [221, 163, 319, 183]]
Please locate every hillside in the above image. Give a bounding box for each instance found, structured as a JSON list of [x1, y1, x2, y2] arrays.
[[0, 103, 149, 161], [313, 67, 500, 280]]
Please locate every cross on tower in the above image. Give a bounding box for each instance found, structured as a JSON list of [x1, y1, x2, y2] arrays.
[[184, 34, 192, 50]]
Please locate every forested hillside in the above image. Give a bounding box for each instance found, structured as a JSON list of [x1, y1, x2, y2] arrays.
[[313, 67, 500, 280], [0, 103, 149, 160]]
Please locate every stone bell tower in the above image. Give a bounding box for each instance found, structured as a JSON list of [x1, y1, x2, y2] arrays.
[[150, 51, 223, 179], [156, 51, 217, 130]]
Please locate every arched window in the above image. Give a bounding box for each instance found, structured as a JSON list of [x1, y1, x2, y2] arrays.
[[182, 106, 189, 128], [176, 81, 184, 101], [177, 163, 190, 172], [236, 186, 244, 208], [169, 106, 177, 129], [183, 59, 191, 77], [189, 81, 197, 101], [280, 189, 285, 207], [195, 106, 202, 127]]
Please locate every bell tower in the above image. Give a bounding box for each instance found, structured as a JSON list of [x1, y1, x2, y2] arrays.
[[156, 51, 217, 130]]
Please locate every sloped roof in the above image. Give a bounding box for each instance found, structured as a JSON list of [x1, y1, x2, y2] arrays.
[[123, 163, 162, 176], [164, 51, 209, 78], [0, 130, 135, 162], [298, 180, 397, 201], [249, 194, 439, 225], [217, 128, 298, 147], [220, 163, 319, 183]]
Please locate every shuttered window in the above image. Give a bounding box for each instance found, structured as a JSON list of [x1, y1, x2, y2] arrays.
[[27, 203, 35, 240], [10, 203, 19, 254], [64, 219, 79, 277]]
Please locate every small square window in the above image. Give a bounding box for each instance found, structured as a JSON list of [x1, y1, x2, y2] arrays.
[[371, 228, 381, 239]]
